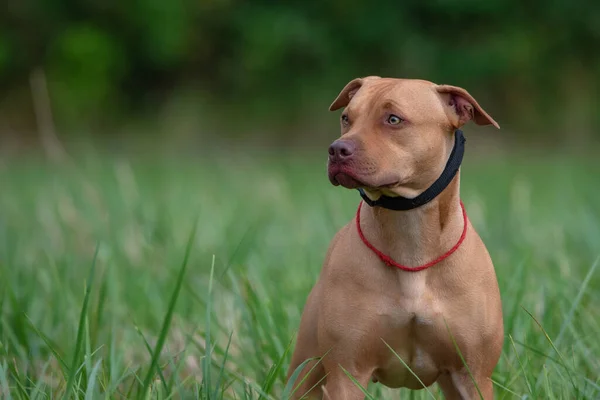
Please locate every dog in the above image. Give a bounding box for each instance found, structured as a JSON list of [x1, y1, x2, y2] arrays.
[[286, 77, 504, 399]]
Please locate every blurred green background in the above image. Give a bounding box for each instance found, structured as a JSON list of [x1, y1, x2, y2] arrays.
[[1, 0, 599, 154]]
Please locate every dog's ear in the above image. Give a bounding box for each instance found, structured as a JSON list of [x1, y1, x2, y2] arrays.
[[329, 76, 380, 111], [436, 85, 500, 129]]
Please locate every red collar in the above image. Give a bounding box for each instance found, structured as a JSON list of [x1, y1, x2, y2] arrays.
[[355, 200, 468, 272]]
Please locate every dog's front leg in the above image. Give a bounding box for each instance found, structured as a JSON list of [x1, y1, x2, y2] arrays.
[[321, 364, 373, 400], [437, 370, 494, 400]]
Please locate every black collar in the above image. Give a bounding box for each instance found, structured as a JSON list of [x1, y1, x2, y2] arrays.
[[358, 129, 466, 211]]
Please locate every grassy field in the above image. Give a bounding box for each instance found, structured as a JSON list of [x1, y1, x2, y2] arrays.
[[0, 151, 599, 399]]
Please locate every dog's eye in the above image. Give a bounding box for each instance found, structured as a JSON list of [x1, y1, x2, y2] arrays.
[[387, 115, 403, 125], [341, 114, 350, 125]]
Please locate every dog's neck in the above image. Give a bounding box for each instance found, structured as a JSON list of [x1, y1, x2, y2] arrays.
[[358, 176, 464, 268]]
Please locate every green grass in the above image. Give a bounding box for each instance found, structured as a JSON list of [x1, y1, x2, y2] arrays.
[[0, 151, 599, 399]]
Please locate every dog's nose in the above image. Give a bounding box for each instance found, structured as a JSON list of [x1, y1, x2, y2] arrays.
[[328, 140, 355, 162]]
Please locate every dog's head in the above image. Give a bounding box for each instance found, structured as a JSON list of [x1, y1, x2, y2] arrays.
[[327, 77, 499, 199]]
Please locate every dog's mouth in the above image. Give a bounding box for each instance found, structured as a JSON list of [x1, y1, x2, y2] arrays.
[[328, 166, 399, 190], [331, 172, 362, 189]]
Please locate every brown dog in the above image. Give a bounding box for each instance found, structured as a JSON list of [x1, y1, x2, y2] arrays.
[[287, 77, 504, 399]]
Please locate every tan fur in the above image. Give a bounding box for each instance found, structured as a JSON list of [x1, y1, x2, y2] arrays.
[[287, 77, 504, 399]]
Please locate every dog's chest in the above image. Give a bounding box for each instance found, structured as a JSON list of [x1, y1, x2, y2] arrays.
[[372, 275, 447, 388], [380, 282, 440, 335]]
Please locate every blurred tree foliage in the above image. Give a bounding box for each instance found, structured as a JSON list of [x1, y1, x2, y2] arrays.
[[0, 0, 599, 141]]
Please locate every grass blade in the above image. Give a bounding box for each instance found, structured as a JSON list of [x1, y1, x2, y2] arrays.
[[503, 259, 529, 344], [204, 254, 215, 396], [261, 336, 294, 395], [93, 268, 108, 348], [25, 314, 69, 371], [140, 220, 197, 397], [381, 338, 437, 399], [282, 356, 324, 399], [84, 316, 92, 385], [214, 330, 233, 399], [30, 359, 52, 400], [443, 319, 484, 400], [84, 359, 103, 400], [339, 365, 375, 400], [224, 368, 276, 400], [543, 365, 555, 400], [133, 321, 168, 393], [490, 378, 523, 398], [522, 306, 579, 396], [0, 361, 12, 400], [62, 243, 99, 400], [511, 339, 563, 366], [508, 334, 534, 395], [554, 257, 599, 348]]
